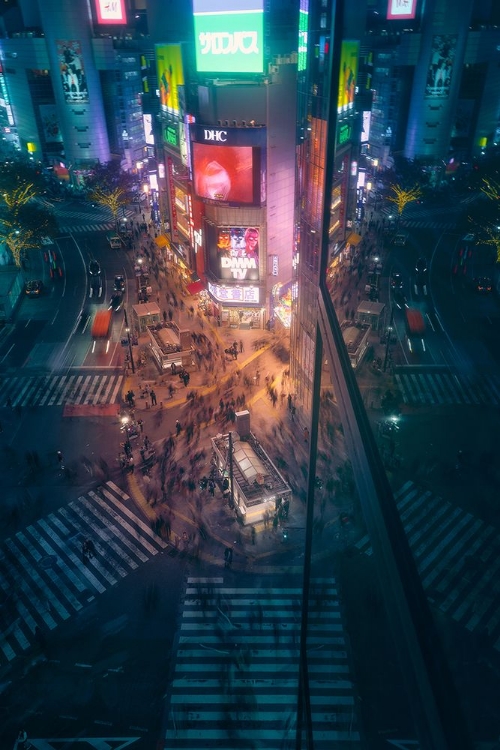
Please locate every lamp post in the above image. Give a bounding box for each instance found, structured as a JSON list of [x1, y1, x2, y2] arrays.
[[123, 308, 135, 374]]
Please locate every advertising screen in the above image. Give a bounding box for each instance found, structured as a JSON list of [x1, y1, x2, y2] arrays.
[[56, 41, 88, 103], [215, 226, 260, 281], [156, 44, 185, 116], [95, 0, 127, 24], [338, 40, 359, 114], [193, 142, 257, 205], [425, 35, 457, 99], [387, 0, 417, 20], [193, 0, 264, 74]]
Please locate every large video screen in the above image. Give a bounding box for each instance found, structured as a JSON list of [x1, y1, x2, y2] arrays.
[[95, 0, 127, 24], [193, 142, 258, 205], [216, 226, 260, 281], [193, 0, 264, 74]]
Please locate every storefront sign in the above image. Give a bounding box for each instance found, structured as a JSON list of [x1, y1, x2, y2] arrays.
[[165, 125, 178, 147], [203, 129, 227, 142], [271, 255, 279, 276], [208, 282, 260, 304]]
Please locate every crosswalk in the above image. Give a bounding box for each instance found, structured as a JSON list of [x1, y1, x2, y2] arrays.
[[356, 481, 500, 651], [394, 367, 500, 407], [163, 576, 360, 748], [0, 372, 124, 407], [0, 481, 167, 665]]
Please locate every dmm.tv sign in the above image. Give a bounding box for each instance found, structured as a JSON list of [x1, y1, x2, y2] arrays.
[[193, 0, 264, 74]]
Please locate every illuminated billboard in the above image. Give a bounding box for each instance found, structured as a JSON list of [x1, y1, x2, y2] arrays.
[[387, 0, 417, 20], [215, 226, 260, 281], [338, 41, 359, 114], [56, 41, 88, 103], [95, 0, 127, 24], [425, 35, 457, 99], [193, 0, 264, 74], [156, 44, 185, 116], [193, 143, 258, 205]]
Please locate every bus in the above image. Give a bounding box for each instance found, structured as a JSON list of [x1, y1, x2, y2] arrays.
[[405, 307, 426, 353], [91, 309, 113, 353]]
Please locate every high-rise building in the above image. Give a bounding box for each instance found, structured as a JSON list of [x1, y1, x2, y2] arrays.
[[154, 0, 299, 329], [0, 0, 147, 173]]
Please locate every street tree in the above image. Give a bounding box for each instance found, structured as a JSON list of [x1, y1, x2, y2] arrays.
[[0, 203, 58, 267], [0, 160, 45, 197], [86, 161, 136, 222], [387, 184, 422, 222], [89, 185, 128, 222]]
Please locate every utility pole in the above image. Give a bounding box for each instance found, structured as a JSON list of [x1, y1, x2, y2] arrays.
[[123, 308, 135, 374]]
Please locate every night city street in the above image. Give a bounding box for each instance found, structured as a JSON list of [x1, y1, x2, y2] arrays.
[[1, 0, 500, 748]]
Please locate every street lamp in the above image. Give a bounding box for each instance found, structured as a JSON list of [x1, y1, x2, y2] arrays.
[[123, 308, 135, 374]]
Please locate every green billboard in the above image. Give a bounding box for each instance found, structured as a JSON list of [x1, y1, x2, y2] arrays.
[[193, 0, 264, 74]]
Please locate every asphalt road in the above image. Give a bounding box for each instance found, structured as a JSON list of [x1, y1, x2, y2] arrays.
[[0, 196, 499, 747]]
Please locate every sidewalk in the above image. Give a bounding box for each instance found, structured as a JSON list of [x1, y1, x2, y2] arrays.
[[116, 229, 358, 572]]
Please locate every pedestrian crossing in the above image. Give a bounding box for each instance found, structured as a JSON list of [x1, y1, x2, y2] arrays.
[[0, 481, 167, 665], [0, 372, 124, 408], [356, 481, 500, 651], [394, 367, 500, 407], [163, 576, 360, 748]]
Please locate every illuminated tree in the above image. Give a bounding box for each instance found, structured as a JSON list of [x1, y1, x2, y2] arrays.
[[2, 183, 37, 211], [480, 177, 500, 203], [89, 186, 128, 222], [0, 204, 58, 267], [482, 225, 500, 264], [387, 184, 422, 219]]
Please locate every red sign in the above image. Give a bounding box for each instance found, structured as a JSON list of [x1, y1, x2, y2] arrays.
[[387, 0, 417, 20], [95, 0, 127, 25]]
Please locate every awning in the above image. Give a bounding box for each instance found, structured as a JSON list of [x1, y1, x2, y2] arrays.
[[155, 234, 169, 248], [347, 232, 362, 246], [186, 281, 205, 295]]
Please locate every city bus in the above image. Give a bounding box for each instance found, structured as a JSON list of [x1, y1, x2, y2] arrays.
[[91, 309, 113, 353], [405, 307, 426, 353]]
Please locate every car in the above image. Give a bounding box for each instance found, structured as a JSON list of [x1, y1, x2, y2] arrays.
[[113, 275, 125, 292], [414, 257, 428, 292], [45, 247, 63, 278], [109, 291, 124, 312], [25, 280, 43, 297], [89, 275, 103, 299], [89, 259, 101, 277], [390, 271, 403, 290], [474, 276, 492, 294], [393, 233, 407, 246]]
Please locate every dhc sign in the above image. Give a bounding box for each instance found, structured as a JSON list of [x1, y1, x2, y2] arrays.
[[203, 129, 228, 142]]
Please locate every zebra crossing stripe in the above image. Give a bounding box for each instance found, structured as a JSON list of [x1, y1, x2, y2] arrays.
[[166, 578, 359, 747], [0, 481, 169, 667], [0, 374, 124, 407], [356, 483, 500, 648], [100, 486, 168, 550], [78, 495, 139, 571], [110, 377, 123, 404], [20, 527, 83, 614], [1, 540, 59, 629]]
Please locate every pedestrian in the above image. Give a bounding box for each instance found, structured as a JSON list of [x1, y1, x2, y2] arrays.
[[303, 427, 309, 443], [150, 389, 157, 406], [224, 547, 233, 567], [168, 383, 175, 399], [239, 340, 243, 353], [163, 310, 167, 323], [137, 418, 144, 433], [217, 315, 221, 327], [251, 526, 256, 545], [176, 419, 182, 436], [287, 393, 292, 411], [56, 450, 64, 468]]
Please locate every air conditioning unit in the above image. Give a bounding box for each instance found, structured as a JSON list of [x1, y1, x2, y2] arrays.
[[232, 120, 237, 127], [241, 120, 246, 127], [217, 119, 222, 126], [224, 120, 229, 126]]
